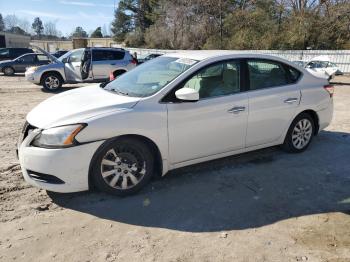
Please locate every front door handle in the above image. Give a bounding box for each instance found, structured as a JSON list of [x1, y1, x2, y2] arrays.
[[228, 106, 246, 114], [284, 98, 298, 104]]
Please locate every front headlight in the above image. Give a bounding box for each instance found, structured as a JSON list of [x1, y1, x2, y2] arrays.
[[26, 66, 39, 73], [32, 124, 86, 148]]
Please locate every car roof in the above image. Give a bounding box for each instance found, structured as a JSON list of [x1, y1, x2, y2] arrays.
[[163, 50, 293, 62], [89, 47, 125, 51]]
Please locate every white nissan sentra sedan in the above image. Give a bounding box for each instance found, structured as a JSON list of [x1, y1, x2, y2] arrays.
[[17, 51, 334, 196]]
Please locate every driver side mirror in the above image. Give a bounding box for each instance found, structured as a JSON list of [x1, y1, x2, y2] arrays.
[[17, 58, 23, 63], [175, 87, 199, 102], [62, 57, 69, 63]]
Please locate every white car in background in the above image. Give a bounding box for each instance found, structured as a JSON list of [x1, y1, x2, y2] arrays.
[[294, 55, 343, 80], [17, 51, 334, 196]]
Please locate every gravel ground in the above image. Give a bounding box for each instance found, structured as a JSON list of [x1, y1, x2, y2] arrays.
[[0, 74, 349, 262]]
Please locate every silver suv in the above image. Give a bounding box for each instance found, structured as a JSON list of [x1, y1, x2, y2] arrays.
[[25, 47, 137, 91]]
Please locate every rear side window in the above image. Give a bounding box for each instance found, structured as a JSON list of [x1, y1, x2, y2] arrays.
[[92, 50, 125, 61], [286, 66, 301, 83], [37, 54, 49, 61], [247, 59, 289, 90]]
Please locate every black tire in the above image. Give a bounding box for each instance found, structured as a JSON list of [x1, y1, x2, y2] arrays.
[[41, 72, 63, 92], [3, 66, 15, 76], [91, 138, 154, 196], [282, 113, 315, 153], [113, 70, 126, 78]]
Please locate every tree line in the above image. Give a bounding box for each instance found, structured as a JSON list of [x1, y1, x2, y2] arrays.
[[0, 14, 110, 39], [111, 0, 350, 50]]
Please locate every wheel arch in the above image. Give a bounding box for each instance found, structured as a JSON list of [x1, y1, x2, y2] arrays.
[[112, 69, 127, 78], [88, 134, 163, 190], [40, 70, 64, 85], [297, 109, 320, 135]]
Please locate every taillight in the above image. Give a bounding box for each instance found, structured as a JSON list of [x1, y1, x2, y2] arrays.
[[324, 84, 334, 97], [109, 72, 115, 81], [131, 58, 137, 65]]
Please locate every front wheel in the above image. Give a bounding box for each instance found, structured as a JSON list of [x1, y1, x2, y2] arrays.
[[91, 138, 154, 196], [282, 113, 315, 153], [42, 73, 63, 91]]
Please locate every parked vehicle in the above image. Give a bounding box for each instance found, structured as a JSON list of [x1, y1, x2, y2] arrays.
[[18, 51, 333, 196], [25, 47, 137, 91], [51, 50, 69, 58], [293, 56, 343, 79], [306, 59, 343, 77], [0, 47, 34, 61], [138, 53, 163, 64], [0, 53, 51, 75], [292, 60, 308, 68]]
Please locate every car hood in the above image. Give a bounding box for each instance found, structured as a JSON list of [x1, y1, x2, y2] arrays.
[[0, 60, 12, 65], [27, 85, 141, 128]]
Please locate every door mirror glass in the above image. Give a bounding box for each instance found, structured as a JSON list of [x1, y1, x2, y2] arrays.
[[175, 87, 199, 102], [62, 57, 69, 63]]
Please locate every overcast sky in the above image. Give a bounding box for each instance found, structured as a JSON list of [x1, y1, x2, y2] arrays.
[[0, 0, 118, 36]]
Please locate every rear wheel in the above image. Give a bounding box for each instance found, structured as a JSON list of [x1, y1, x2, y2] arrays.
[[42, 73, 63, 92], [282, 113, 315, 153], [91, 138, 154, 196], [3, 66, 15, 76]]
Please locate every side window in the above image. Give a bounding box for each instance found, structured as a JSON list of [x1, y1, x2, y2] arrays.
[[92, 50, 125, 61], [111, 50, 125, 60], [21, 54, 35, 62], [182, 60, 240, 99], [286, 66, 301, 83], [69, 49, 84, 62], [247, 60, 289, 90], [37, 55, 49, 61]]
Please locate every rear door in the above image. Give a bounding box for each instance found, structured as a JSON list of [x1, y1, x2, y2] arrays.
[[91, 49, 126, 80], [245, 59, 301, 147]]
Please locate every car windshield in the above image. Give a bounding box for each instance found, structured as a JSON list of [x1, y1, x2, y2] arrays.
[[104, 56, 198, 97]]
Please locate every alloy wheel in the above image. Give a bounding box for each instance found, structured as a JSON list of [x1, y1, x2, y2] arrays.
[[100, 148, 146, 190], [291, 118, 313, 149], [44, 76, 60, 90]]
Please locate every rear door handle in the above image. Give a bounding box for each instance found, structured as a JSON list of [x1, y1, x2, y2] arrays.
[[110, 63, 116, 65], [284, 98, 298, 104], [228, 106, 246, 114]]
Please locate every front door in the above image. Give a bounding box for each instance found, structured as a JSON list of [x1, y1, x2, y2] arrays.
[[15, 54, 36, 72], [64, 49, 84, 82], [167, 60, 248, 164], [245, 59, 301, 147]]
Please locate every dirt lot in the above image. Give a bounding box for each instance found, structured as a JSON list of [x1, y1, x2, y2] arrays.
[[0, 74, 349, 262]]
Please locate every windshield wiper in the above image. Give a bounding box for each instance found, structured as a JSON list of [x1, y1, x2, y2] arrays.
[[112, 88, 129, 96], [99, 81, 110, 88]]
